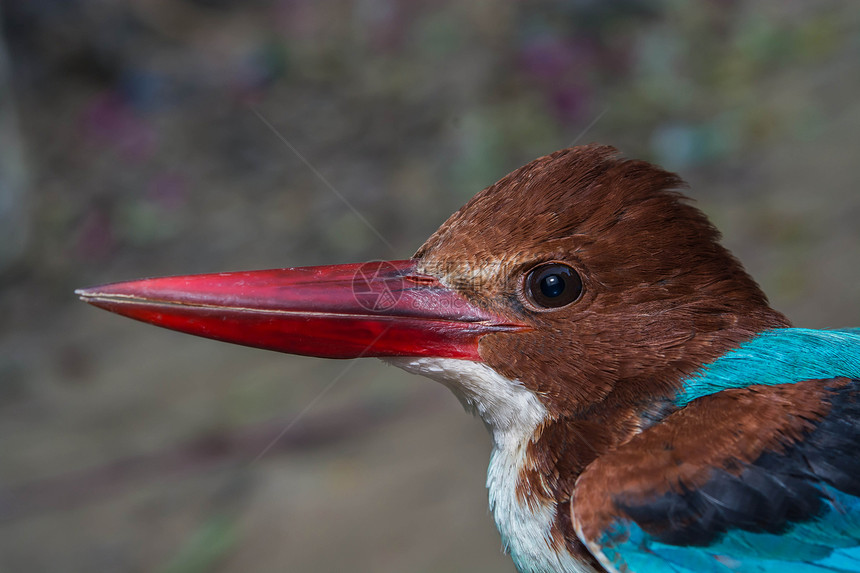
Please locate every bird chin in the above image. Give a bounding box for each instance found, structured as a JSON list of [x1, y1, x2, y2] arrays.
[[384, 356, 548, 447]]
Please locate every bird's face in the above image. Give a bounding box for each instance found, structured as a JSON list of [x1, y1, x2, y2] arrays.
[[77, 145, 788, 428], [413, 146, 788, 419]]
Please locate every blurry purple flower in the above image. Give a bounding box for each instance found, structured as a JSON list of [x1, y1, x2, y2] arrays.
[[519, 35, 597, 122], [551, 84, 590, 122], [79, 91, 157, 163]]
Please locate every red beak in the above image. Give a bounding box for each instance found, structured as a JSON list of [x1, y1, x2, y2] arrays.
[[76, 260, 527, 361]]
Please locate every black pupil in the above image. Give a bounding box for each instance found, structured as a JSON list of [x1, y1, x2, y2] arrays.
[[540, 274, 564, 298], [526, 263, 582, 309]]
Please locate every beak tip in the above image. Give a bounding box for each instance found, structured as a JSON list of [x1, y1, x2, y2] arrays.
[[76, 286, 105, 304]]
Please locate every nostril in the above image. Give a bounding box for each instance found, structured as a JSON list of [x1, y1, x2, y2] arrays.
[[404, 274, 438, 286]]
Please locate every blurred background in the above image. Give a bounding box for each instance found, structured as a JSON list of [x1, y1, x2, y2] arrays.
[[1, 1, 859, 571]]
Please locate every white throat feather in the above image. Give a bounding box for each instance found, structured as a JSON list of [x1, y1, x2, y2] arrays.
[[386, 357, 596, 573]]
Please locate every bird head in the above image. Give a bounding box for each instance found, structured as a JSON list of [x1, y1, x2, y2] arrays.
[[413, 145, 789, 419], [77, 144, 788, 448]]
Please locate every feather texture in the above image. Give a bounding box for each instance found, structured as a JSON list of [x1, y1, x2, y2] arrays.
[[677, 328, 860, 406]]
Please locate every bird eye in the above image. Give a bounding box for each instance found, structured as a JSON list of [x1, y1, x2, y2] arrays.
[[524, 263, 582, 309]]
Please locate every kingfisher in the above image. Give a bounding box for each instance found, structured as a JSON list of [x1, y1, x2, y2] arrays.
[[78, 145, 860, 572]]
